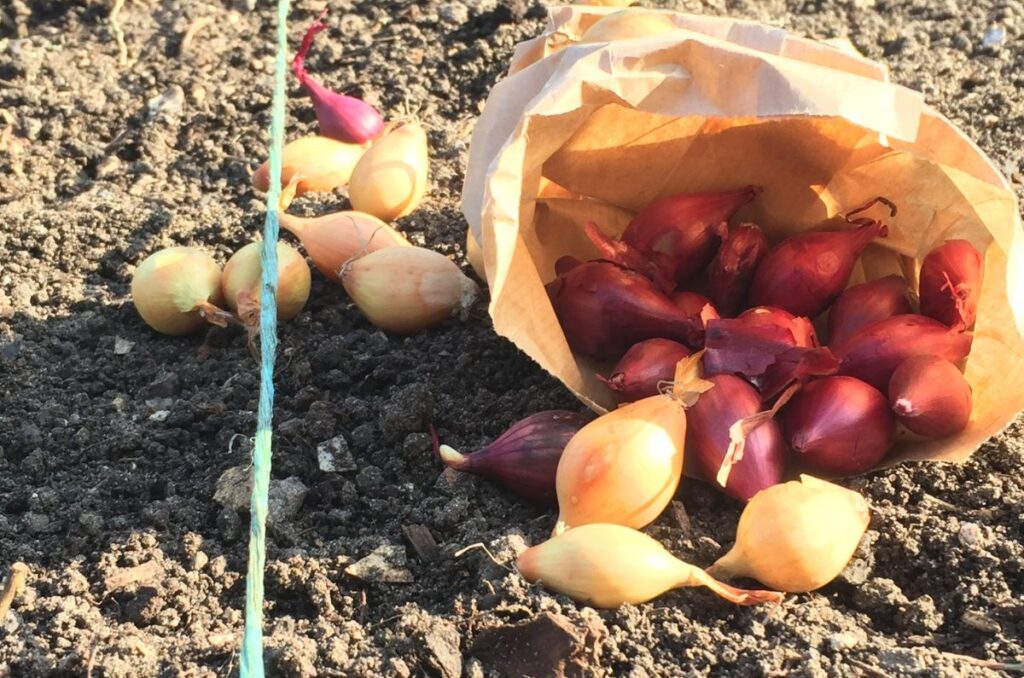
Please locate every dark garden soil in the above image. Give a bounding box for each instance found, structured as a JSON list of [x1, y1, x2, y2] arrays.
[[1, 0, 1022, 676]]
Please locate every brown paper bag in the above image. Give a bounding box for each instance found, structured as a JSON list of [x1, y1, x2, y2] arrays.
[[461, 6, 1024, 464]]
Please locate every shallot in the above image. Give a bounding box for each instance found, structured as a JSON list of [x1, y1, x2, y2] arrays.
[[341, 246, 478, 334], [349, 122, 429, 222], [919, 239, 984, 329], [434, 411, 590, 505], [279, 209, 409, 285], [517, 524, 783, 608], [708, 475, 870, 592], [221, 241, 311, 328], [621, 186, 759, 285], [750, 198, 894, 318], [549, 261, 703, 361], [554, 355, 712, 533], [828, 275, 912, 347], [781, 376, 895, 475], [888, 356, 973, 438], [834, 314, 973, 391], [685, 374, 785, 501], [293, 10, 385, 144], [252, 136, 366, 205], [709, 223, 768, 316], [131, 247, 225, 336], [597, 338, 691, 404], [578, 9, 680, 43]]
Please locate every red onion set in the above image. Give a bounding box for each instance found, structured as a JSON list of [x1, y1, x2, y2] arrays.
[[537, 188, 980, 502]]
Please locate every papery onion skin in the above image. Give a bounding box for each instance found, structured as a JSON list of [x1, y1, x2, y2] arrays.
[[888, 356, 973, 438], [436, 411, 590, 505], [252, 136, 366, 198], [517, 523, 783, 608], [919, 239, 984, 329], [670, 291, 720, 329], [279, 210, 409, 285], [685, 374, 785, 501], [709, 223, 769, 316], [131, 247, 223, 336], [828, 275, 912, 347], [781, 376, 895, 475], [750, 220, 888, 319], [708, 475, 870, 592], [554, 394, 685, 533], [702, 316, 837, 399], [597, 338, 691, 404], [549, 261, 703, 361], [222, 241, 311, 324], [292, 10, 385, 144], [834, 314, 973, 391], [737, 306, 818, 348], [622, 186, 759, 285], [584, 222, 674, 292]]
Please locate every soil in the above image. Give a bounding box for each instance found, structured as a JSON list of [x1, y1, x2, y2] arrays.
[[1, 0, 1022, 676]]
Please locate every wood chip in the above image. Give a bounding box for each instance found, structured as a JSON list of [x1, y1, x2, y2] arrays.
[[402, 524, 441, 561]]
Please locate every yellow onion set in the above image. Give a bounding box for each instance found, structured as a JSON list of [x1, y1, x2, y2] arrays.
[[131, 14, 478, 342]]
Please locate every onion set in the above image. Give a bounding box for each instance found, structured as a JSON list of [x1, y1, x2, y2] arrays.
[[919, 239, 984, 329], [708, 475, 870, 592], [685, 374, 785, 501], [252, 136, 366, 206], [554, 355, 711, 533], [349, 122, 429, 222], [279, 209, 409, 285], [131, 247, 226, 336], [621, 186, 758, 285], [434, 411, 590, 505], [750, 198, 894, 318], [341, 245, 478, 334], [221, 241, 311, 333], [888, 356, 973, 438], [828, 275, 912, 347], [781, 376, 895, 475], [835, 314, 973, 390], [549, 261, 703, 360], [293, 10, 385, 144], [597, 338, 691, 404], [709, 223, 768, 316], [517, 523, 783, 608]]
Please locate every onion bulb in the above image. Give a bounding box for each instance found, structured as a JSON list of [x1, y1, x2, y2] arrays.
[[517, 524, 783, 608], [434, 411, 590, 506], [780, 376, 895, 475], [279, 209, 409, 285], [708, 475, 870, 592], [554, 357, 710, 533], [579, 9, 679, 43], [221, 242, 311, 329], [888, 356, 973, 438], [349, 122, 429, 222], [341, 245, 478, 334], [252, 136, 366, 206], [131, 247, 225, 336], [750, 199, 893, 318], [919, 239, 984, 329]]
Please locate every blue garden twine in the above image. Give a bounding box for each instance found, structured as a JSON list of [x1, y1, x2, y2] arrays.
[[241, 0, 290, 675]]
